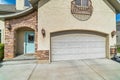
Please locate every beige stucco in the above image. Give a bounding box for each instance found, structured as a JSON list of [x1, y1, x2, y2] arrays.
[[16, 30, 24, 55], [38, 0, 116, 59], [16, 0, 25, 10], [0, 19, 5, 43]]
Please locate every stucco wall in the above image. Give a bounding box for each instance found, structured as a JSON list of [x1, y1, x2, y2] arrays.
[[16, 0, 25, 10], [16, 30, 24, 55], [38, 0, 116, 51], [0, 19, 5, 43]]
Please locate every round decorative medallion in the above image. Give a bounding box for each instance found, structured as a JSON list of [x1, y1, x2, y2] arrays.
[[71, 0, 93, 21]]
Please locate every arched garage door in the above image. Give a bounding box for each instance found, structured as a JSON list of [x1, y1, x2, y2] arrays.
[[51, 31, 106, 61]]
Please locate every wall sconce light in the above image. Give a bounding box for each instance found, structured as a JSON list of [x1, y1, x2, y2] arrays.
[[6, 21, 11, 30], [41, 28, 46, 38], [111, 30, 116, 38]]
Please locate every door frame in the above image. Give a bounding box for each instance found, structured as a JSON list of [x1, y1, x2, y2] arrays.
[[24, 31, 35, 54]]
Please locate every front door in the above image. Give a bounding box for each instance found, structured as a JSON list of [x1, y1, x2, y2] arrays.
[[24, 32, 35, 54]]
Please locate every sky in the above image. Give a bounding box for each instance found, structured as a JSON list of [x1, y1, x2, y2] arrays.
[[116, 14, 120, 22], [0, 0, 16, 5], [0, 0, 30, 6]]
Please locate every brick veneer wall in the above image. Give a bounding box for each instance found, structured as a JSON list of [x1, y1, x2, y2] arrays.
[[36, 50, 49, 60], [4, 11, 38, 59]]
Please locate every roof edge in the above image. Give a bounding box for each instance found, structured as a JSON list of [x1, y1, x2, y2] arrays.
[[107, 0, 120, 13], [0, 6, 33, 19]]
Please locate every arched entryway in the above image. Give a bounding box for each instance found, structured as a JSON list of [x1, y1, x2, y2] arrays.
[[15, 27, 35, 56], [4, 11, 38, 59]]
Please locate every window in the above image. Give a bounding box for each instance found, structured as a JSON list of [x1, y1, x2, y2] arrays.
[[75, 0, 88, 6], [75, 0, 81, 6], [28, 34, 34, 43]]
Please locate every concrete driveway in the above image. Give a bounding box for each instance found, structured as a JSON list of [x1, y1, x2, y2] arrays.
[[0, 59, 120, 80]]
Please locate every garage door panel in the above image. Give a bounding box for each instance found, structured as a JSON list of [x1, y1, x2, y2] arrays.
[[52, 51, 105, 56], [52, 48, 105, 53], [53, 54, 105, 61], [52, 42, 105, 48], [52, 37, 105, 42], [52, 34, 105, 40], [51, 32, 106, 61]]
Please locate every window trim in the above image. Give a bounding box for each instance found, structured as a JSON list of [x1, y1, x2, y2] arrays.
[[75, 0, 89, 7]]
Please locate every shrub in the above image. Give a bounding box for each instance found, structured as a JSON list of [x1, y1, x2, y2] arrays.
[[117, 47, 120, 53], [0, 44, 4, 61]]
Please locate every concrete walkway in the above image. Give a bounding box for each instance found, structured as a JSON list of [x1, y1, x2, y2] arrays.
[[0, 59, 120, 80]]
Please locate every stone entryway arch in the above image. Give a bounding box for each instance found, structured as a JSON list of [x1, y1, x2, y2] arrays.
[[4, 11, 38, 59], [15, 27, 36, 56]]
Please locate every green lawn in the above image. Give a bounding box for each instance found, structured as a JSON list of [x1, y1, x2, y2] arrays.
[[117, 47, 120, 53]]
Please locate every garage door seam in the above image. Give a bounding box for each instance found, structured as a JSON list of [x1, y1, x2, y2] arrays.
[[83, 60, 106, 80]]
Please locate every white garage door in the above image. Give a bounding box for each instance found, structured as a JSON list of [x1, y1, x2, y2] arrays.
[[51, 32, 106, 61]]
